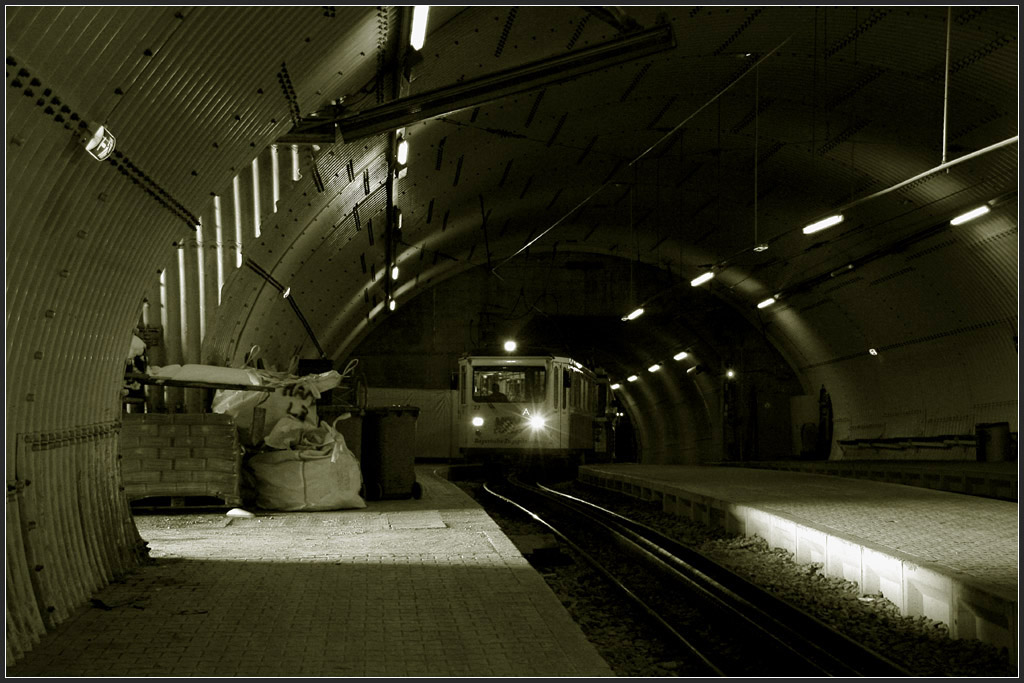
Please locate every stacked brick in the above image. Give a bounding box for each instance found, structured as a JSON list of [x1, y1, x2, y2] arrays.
[[120, 413, 242, 506]]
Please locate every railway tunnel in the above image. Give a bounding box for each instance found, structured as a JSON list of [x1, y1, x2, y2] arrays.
[[5, 5, 1018, 674]]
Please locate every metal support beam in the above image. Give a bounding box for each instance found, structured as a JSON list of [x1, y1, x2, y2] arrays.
[[277, 22, 675, 145]]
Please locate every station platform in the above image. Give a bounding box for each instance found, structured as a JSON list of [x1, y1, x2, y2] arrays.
[[578, 463, 1018, 661], [713, 459, 1018, 501], [6, 468, 613, 678]]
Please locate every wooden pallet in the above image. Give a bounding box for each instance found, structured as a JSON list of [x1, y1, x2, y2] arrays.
[[129, 494, 241, 512]]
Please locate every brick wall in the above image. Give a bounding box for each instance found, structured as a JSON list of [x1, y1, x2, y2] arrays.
[[120, 413, 241, 505]]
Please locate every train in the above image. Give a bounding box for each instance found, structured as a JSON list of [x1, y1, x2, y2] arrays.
[[455, 352, 616, 477]]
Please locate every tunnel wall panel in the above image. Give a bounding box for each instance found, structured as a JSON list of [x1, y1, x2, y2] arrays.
[[6, 5, 389, 665]]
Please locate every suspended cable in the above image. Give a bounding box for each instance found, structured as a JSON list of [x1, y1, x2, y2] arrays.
[[493, 35, 793, 273], [942, 6, 952, 165]]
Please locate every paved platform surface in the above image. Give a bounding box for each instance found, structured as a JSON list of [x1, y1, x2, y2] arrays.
[[714, 459, 1017, 501], [580, 464, 1017, 595], [7, 467, 614, 678]]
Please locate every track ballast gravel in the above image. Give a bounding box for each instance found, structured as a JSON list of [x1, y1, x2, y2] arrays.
[[461, 479, 1016, 677]]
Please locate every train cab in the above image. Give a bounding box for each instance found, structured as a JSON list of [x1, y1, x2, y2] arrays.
[[456, 353, 600, 472]]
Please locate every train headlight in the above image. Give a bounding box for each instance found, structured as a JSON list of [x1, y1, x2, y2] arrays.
[[471, 416, 485, 427], [528, 414, 546, 430]]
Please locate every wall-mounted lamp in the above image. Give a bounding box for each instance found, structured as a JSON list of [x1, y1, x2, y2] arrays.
[[610, 383, 621, 390], [868, 348, 878, 356], [83, 124, 116, 161], [622, 307, 644, 321], [391, 265, 400, 280], [410, 5, 430, 50], [281, 287, 291, 299], [388, 298, 397, 312], [950, 205, 990, 226], [396, 133, 409, 166], [802, 214, 844, 235], [503, 340, 517, 352], [753, 243, 769, 252], [726, 369, 736, 379]]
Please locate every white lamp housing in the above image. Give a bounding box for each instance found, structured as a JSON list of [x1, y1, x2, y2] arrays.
[[84, 124, 116, 161], [410, 6, 430, 50]]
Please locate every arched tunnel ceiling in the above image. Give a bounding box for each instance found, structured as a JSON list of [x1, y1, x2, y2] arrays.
[[192, 4, 1017, 372], [6, 5, 1018, 444]]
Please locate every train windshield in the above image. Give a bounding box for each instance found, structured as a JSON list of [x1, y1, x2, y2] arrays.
[[472, 365, 546, 403]]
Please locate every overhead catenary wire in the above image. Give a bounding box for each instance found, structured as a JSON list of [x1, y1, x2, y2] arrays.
[[493, 35, 794, 273]]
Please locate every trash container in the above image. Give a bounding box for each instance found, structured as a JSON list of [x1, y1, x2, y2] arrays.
[[975, 422, 1011, 462], [361, 405, 421, 500]]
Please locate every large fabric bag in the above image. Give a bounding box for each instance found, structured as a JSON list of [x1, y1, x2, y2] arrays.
[[213, 369, 342, 446], [248, 417, 365, 511]]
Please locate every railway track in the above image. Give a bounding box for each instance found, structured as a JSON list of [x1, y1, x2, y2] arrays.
[[484, 475, 913, 677]]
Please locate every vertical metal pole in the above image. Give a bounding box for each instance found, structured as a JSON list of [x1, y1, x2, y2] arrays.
[[942, 6, 952, 165]]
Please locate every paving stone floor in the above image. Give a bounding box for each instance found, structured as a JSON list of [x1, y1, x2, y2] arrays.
[[7, 468, 614, 678]]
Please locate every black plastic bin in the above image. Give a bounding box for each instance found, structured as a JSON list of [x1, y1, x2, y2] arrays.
[[976, 422, 1011, 462], [361, 405, 421, 500]]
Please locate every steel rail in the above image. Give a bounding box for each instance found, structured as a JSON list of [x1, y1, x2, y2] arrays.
[[482, 480, 725, 677], [535, 481, 915, 678]]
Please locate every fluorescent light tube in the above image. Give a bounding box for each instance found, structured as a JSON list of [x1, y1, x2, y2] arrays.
[[802, 214, 844, 235], [950, 205, 990, 225]]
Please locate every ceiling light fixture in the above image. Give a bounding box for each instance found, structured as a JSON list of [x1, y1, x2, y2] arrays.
[[648, 364, 660, 373], [503, 340, 517, 352], [950, 205, 991, 226], [753, 243, 769, 252], [868, 348, 878, 356], [622, 307, 644, 321], [726, 369, 736, 379], [802, 214, 844, 235], [391, 265, 400, 280], [673, 351, 688, 361], [627, 374, 639, 382], [757, 296, 776, 309], [610, 383, 621, 390], [281, 287, 291, 299], [410, 5, 430, 50], [690, 271, 714, 287], [388, 298, 396, 312]]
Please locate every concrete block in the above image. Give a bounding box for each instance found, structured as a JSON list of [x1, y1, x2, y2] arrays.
[[722, 505, 745, 535], [904, 563, 953, 625], [709, 506, 726, 530], [795, 526, 827, 566], [171, 413, 207, 424], [158, 425, 191, 437], [953, 583, 1015, 654], [743, 508, 772, 543], [691, 499, 710, 526], [861, 547, 904, 607], [159, 447, 191, 460], [825, 535, 862, 585], [173, 458, 207, 471], [770, 517, 797, 555]]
